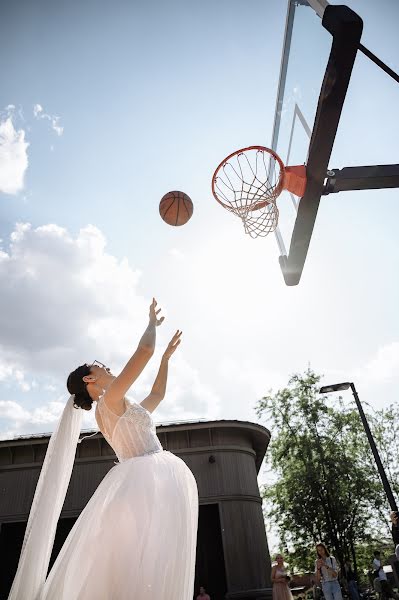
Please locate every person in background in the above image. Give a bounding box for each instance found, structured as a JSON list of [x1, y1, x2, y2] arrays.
[[374, 576, 382, 600], [196, 586, 211, 600], [390, 512, 399, 561], [312, 573, 322, 600], [372, 550, 399, 600], [341, 560, 360, 600], [315, 543, 343, 600], [271, 553, 293, 600]]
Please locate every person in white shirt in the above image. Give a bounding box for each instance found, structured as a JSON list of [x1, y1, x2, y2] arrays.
[[372, 551, 398, 600], [315, 543, 343, 600]]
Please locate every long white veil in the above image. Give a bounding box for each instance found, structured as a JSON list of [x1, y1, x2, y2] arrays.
[[8, 395, 83, 600]]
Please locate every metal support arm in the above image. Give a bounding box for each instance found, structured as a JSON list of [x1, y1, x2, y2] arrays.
[[323, 164, 399, 194]]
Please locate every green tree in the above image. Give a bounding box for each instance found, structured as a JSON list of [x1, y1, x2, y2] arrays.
[[366, 403, 399, 502], [256, 369, 395, 575]]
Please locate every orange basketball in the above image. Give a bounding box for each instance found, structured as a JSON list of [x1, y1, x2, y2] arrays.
[[159, 191, 193, 226]]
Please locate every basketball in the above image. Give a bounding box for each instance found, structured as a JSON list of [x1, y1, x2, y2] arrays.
[[159, 191, 194, 226]]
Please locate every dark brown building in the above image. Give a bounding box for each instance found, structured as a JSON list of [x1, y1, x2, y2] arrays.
[[0, 419, 272, 600]]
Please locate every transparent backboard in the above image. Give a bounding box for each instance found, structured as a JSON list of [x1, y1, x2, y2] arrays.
[[271, 0, 331, 261], [270, 0, 399, 284]]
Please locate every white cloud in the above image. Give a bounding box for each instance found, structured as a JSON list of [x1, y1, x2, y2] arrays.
[[133, 353, 222, 422], [0, 117, 29, 194], [217, 356, 287, 423], [0, 362, 13, 381], [168, 247, 185, 261], [356, 342, 399, 384], [0, 400, 64, 425], [0, 359, 31, 392], [0, 222, 220, 436], [0, 222, 145, 376], [33, 103, 43, 117], [0, 398, 70, 439], [33, 103, 63, 136], [219, 357, 286, 398]]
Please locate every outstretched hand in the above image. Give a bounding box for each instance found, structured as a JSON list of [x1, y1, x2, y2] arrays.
[[149, 298, 165, 327], [163, 330, 182, 360]]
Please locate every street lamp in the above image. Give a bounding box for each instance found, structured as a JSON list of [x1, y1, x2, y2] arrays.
[[319, 381, 398, 512]]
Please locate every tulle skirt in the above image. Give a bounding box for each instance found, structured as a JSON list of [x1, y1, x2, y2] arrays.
[[273, 582, 293, 600], [40, 451, 198, 600]]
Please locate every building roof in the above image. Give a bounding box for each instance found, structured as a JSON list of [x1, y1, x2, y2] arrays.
[[0, 419, 271, 473]]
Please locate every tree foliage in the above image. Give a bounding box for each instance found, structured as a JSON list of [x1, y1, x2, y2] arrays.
[[256, 369, 397, 575]]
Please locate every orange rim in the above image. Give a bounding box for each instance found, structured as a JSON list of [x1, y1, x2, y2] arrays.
[[211, 145, 286, 210]]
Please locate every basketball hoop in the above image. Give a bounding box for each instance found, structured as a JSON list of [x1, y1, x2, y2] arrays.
[[211, 146, 307, 238]]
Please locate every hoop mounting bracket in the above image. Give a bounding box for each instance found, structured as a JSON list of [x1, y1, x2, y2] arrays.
[[323, 164, 399, 194]]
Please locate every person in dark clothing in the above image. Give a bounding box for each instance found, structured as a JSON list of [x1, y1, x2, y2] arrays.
[[342, 561, 360, 600], [390, 512, 399, 560], [373, 551, 399, 600]]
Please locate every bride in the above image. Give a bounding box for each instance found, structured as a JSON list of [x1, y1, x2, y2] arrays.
[[9, 299, 199, 600]]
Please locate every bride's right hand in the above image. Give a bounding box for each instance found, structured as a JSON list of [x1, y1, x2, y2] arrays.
[[149, 298, 165, 327]]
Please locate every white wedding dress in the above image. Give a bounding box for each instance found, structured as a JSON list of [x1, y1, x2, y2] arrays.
[[40, 396, 199, 600]]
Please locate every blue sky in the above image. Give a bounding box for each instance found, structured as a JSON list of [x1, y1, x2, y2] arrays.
[[0, 0, 398, 532]]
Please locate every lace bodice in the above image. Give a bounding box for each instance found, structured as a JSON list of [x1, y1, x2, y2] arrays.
[[275, 568, 287, 577], [95, 395, 163, 462]]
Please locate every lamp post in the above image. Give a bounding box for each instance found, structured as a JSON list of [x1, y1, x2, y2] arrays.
[[319, 381, 398, 512]]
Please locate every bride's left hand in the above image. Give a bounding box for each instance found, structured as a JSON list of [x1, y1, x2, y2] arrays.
[[163, 330, 182, 359]]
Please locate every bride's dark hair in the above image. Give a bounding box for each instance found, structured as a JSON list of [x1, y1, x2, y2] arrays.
[[67, 364, 93, 411]]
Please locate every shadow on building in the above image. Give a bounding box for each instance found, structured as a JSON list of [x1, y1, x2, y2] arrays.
[[0, 418, 272, 600]]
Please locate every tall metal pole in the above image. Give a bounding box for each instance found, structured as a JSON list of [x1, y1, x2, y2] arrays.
[[350, 383, 398, 512]]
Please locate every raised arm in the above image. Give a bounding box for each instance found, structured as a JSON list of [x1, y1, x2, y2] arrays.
[[315, 560, 322, 583], [141, 330, 182, 413], [105, 299, 164, 409]]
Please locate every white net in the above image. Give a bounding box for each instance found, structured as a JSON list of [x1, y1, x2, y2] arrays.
[[212, 147, 283, 238]]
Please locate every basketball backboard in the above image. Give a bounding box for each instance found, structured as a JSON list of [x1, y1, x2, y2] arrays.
[[212, 0, 399, 284], [271, 0, 363, 285]]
